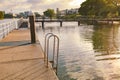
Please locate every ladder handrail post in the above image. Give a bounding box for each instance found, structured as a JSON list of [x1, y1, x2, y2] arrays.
[[46, 37, 50, 67], [52, 36, 56, 67], [46, 35, 54, 67], [57, 37, 59, 75], [54, 35, 59, 75], [44, 33, 53, 62]]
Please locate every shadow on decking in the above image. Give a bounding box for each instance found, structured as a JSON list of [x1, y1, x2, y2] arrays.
[[0, 40, 40, 51], [0, 40, 31, 46]]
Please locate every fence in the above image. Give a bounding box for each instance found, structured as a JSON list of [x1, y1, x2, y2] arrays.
[[0, 19, 23, 39]]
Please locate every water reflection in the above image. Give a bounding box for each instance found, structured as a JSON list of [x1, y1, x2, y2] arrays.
[[92, 24, 120, 61], [37, 23, 120, 80]]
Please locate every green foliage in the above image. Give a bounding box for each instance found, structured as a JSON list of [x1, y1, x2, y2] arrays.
[[43, 9, 55, 19], [0, 11, 4, 20], [110, 0, 120, 15], [79, 0, 119, 18], [79, 0, 104, 16], [59, 14, 78, 20], [4, 13, 13, 18], [34, 12, 41, 17], [108, 0, 120, 7]]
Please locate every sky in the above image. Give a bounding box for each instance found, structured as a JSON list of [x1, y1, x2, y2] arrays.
[[0, 0, 86, 14]]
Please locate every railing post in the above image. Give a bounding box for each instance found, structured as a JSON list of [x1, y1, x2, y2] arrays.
[[29, 12, 36, 43]]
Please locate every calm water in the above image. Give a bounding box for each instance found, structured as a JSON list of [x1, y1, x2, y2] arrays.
[[36, 22, 120, 80]]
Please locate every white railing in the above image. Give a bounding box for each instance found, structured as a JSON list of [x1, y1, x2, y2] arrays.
[[0, 19, 23, 39]]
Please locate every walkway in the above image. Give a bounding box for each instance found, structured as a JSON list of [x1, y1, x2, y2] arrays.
[[0, 28, 58, 80]]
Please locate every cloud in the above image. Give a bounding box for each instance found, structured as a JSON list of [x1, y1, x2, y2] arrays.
[[0, 0, 85, 14]]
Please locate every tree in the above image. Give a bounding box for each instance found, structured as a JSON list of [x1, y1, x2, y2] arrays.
[[108, 0, 120, 7], [100, 1, 118, 17], [79, 0, 118, 18], [107, 0, 120, 15], [0, 11, 4, 20], [79, 0, 105, 16], [43, 9, 55, 19], [34, 12, 41, 17], [4, 13, 13, 18]]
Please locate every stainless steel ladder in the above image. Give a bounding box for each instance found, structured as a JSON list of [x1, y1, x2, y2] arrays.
[[44, 33, 59, 75]]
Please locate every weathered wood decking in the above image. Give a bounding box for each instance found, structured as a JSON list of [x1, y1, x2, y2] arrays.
[[0, 29, 58, 80]]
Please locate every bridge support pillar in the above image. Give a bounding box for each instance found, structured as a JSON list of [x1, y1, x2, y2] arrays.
[[111, 21, 113, 24], [29, 13, 36, 44], [42, 21, 44, 29], [60, 21, 62, 27], [78, 21, 80, 26]]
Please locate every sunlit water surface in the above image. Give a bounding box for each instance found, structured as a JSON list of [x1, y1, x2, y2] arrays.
[[36, 22, 120, 80]]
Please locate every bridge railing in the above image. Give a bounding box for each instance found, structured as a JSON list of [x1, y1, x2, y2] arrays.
[[0, 19, 23, 39]]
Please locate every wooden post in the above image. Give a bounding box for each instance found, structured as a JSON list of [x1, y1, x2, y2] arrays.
[[29, 13, 36, 43], [60, 21, 62, 27], [78, 21, 80, 26]]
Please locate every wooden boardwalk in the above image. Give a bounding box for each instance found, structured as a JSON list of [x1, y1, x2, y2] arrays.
[[0, 29, 58, 80]]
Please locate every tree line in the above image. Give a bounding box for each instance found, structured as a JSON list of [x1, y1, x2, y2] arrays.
[[0, 11, 15, 20], [0, 11, 41, 20], [1, 0, 120, 20], [79, 0, 120, 18], [43, 0, 120, 19]]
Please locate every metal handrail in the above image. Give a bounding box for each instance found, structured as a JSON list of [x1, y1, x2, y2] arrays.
[[53, 35, 59, 75], [44, 33, 53, 62], [44, 33, 59, 75]]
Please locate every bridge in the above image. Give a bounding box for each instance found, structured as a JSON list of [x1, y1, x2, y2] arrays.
[[35, 18, 120, 28], [35, 19, 81, 28]]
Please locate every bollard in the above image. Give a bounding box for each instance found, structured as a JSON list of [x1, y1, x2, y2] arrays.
[[29, 12, 36, 43]]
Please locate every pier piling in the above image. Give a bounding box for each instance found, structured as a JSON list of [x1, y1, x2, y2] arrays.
[[29, 14, 36, 43]]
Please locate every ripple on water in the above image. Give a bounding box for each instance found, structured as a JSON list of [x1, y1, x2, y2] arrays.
[[37, 23, 120, 80]]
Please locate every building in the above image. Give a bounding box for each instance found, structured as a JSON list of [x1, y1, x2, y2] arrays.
[[58, 8, 79, 16], [67, 8, 79, 14]]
